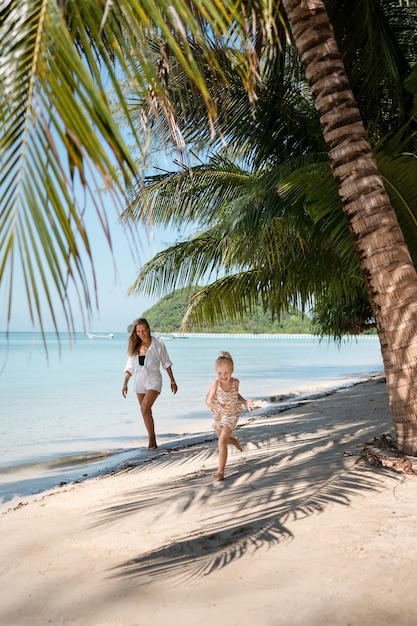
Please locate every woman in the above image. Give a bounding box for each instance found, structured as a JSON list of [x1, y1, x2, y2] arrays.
[[122, 318, 177, 449]]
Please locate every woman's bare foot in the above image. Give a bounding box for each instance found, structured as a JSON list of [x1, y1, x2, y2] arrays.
[[212, 472, 224, 481], [148, 442, 157, 450]]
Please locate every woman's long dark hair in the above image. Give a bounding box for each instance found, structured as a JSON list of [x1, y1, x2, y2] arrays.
[[127, 318, 151, 356]]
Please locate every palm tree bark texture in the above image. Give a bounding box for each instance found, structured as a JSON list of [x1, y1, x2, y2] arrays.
[[281, 0, 417, 454]]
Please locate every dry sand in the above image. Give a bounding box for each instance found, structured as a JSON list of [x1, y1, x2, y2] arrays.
[[1, 375, 417, 626]]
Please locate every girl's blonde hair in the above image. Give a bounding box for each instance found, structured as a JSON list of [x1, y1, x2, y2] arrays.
[[215, 351, 234, 371]]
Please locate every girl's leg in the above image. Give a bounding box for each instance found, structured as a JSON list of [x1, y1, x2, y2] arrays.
[[136, 390, 160, 449], [213, 425, 233, 480], [228, 435, 242, 451]]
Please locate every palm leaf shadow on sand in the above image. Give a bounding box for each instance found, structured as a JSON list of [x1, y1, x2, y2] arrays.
[[113, 520, 292, 584], [96, 379, 400, 586]]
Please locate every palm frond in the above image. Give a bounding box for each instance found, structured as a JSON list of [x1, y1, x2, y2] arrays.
[[377, 150, 417, 264], [0, 0, 246, 333], [128, 234, 227, 297], [0, 1, 133, 333], [327, 0, 417, 137]]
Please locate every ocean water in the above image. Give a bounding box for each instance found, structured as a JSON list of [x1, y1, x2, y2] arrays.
[[0, 332, 383, 504]]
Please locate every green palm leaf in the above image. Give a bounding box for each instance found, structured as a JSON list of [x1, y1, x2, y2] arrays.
[[0, 0, 240, 335]]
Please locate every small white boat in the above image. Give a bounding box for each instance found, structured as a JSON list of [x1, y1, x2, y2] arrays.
[[86, 332, 114, 339]]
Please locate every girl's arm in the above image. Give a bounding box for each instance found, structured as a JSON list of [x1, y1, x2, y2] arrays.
[[238, 390, 254, 412], [206, 380, 223, 409]]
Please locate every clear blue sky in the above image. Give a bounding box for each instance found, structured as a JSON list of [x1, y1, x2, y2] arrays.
[[0, 124, 192, 335], [0, 216, 178, 334], [0, 181, 184, 334]]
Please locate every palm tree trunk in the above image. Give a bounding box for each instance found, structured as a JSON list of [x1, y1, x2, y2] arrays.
[[281, 0, 417, 454]]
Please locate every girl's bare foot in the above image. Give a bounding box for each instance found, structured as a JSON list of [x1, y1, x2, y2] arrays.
[[231, 437, 242, 452], [212, 472, 224, 481], [148, 442, 157, 450]]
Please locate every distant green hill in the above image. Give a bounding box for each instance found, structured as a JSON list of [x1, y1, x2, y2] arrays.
[[133, 288, 313, 334]]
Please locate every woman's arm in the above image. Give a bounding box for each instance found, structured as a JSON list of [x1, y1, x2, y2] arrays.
[[154, 337, 173, 370], [122, 371, 132, 397], [166, 366, 178, 394]]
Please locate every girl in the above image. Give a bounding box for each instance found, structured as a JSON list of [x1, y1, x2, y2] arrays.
[[122, 318, 177, 450], [206, 351, 253, 480]]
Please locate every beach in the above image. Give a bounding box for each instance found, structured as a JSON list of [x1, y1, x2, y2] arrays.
[[2, 374, 417, 626], [0, 333, 384, 498]]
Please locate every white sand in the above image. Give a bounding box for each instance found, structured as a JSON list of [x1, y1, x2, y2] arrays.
[[1, 375, 417, 626]]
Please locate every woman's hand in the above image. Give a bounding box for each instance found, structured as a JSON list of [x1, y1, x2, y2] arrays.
[[122, 372, 131, 398]]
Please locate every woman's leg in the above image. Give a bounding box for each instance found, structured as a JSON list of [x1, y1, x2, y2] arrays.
[[136, 390, 160, 449]]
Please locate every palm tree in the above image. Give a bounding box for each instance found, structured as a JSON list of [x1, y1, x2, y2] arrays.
[[0, 0, 219, 335], [125, 0, 417, 339], [126, 0, 417, 453], [281, 0, 417, 453], [125, 3, 417, 338], [3, 0, 417, 452], [126, 154, 371, 335]]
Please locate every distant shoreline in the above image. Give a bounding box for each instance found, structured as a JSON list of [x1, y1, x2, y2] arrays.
[[1, 330, 379, 340], [171, 332, 316, 338], [170, 332, 378, 339]]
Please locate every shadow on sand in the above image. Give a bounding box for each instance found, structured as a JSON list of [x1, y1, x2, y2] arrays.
[[91, 377, 399, 586]]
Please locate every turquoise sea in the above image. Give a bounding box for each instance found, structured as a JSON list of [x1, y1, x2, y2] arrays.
[[0, 332, 383, 505]]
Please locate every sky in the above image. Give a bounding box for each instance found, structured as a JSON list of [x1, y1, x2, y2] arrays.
[[0, 213, 180, 334], [0, 83, 193, 335], [0, 154, 185, 335]]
